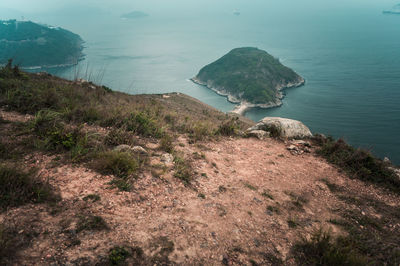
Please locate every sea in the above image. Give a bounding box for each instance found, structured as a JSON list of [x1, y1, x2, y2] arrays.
[[1, 0, 400, 164]]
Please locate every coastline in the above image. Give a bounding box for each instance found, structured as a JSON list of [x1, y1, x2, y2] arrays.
[[191, 77, 305, 115]]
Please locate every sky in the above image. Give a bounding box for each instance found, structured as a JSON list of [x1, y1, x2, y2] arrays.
[[0, 0, 397, 14]]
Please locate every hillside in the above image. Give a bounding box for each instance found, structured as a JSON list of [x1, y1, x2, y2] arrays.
[[0, 20, 84, 67], [192, 48, 305, 111], [0, 65, 399, 265]]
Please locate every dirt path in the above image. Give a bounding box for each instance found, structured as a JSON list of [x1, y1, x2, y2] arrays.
[[1, 110, 399, 265]]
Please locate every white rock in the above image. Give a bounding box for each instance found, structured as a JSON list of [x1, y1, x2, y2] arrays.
[[248, 117, 312, 139], [161, 153, 174, 164], [247, 130, 270, 140], [114, 145, 147, 155]]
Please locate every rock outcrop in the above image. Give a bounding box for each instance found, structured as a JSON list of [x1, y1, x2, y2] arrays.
[[247, 117, 312, 139]]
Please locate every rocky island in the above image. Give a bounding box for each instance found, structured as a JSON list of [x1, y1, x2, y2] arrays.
[[0, 20, 84, 68], [383, 4, 400, 14], [192, 47, 305, 115]]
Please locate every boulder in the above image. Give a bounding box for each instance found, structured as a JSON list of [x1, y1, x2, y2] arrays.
[[246, 130, 270, 140], [248, 117, 312, 139]]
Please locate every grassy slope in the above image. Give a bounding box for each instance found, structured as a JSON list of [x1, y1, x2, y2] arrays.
[[195, 47, 302, 104]]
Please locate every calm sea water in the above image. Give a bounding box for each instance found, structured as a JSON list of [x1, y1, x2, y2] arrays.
[[2, 0, 400, 164]]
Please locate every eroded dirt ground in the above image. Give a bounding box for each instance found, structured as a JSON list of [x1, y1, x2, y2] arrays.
[[1, 110, 399, 265]]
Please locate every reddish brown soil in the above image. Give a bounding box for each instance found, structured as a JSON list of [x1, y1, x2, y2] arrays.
[[1, 110, 399, 265]]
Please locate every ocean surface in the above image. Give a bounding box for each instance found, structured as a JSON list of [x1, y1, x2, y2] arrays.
[[2, 0, 400, 164]]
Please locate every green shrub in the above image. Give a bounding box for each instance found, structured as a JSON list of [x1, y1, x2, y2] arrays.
[[216, 118, 239, 136], [91, 151, 138, 179], [125, 112, 163, 138], [317, 139, 399, 193], [159, 134, 174, 153], [109, 246, 132, 265], [29, 110, 88, 152], [0, 164, 58, 210], [188, 123, 212, 142], [104, 128, 136, 147], [293, 229, 368, 265], [173, 155, 193, 185], [108, 178, 132, 192]]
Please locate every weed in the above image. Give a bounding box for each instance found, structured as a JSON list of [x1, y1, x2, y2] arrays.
[[159, 134, 174, 153], [109, 246, 132, 265], [91, 151, 138, 179], [125, 112, 163, 138], [317, 138, 399, 193], [82, 194, 101, 202], [76, 215, 108, 232], [288, 217, 299, 228], [261, 190, 274, 200], [266, 205, 281, 215], [104, 128, 136, 147], [188, 123, 212, 142], [108, 178, 132, 192], [0, 164, 58, 210], [201, 173, 208, 178], [216, 118, 239, 136], [198, 193, 206, 199], [244, 182, 258, 191], [173, 155, 193, 185], [219, 185, 227, 193], [292, 229, 368, 265]]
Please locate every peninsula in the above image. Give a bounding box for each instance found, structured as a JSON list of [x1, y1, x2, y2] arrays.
[[0, 20, 84, 68], [192, 47, 305, 115]]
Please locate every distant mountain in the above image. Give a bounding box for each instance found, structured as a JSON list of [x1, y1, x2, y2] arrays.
[[121, 11, 149, 19], [192, 47, 304, 107], [0, 20, 84, 68]]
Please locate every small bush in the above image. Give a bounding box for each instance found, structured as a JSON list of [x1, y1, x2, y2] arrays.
[[29, 110, 89, 153], [0, 164, 58, 210], [159, 134, 174, 153], [108, 246, 145, 265], [216, 118, 239, 136], [293, 229, 368, 265], [317, 139, 400, 194], [91, 151, 138, 179], [125, 112, 163, 138], [173, 155, 193, 185], [188, 123, 212, 142], [76, 215, 108, 232], [104, 128, 136, 147], [108, 178, 132, 192]]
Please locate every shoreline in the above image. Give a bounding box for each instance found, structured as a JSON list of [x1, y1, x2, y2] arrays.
[[191, 77, 305, 116]]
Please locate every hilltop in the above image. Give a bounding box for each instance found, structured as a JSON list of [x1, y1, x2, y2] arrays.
[[0, 20, 84, 68], [0, 65, 399, 265], [192, 47, 305, 114]]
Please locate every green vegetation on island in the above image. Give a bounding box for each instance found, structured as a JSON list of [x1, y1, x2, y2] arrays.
[[0, 20, 84, 67], [192, 47, 304, 105]]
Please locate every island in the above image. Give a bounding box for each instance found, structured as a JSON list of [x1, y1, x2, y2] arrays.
[[0, 20, 84, 68], [121, 11, 149, 19], [191, 47, 305, 115], [383, 4, 400, 14]]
